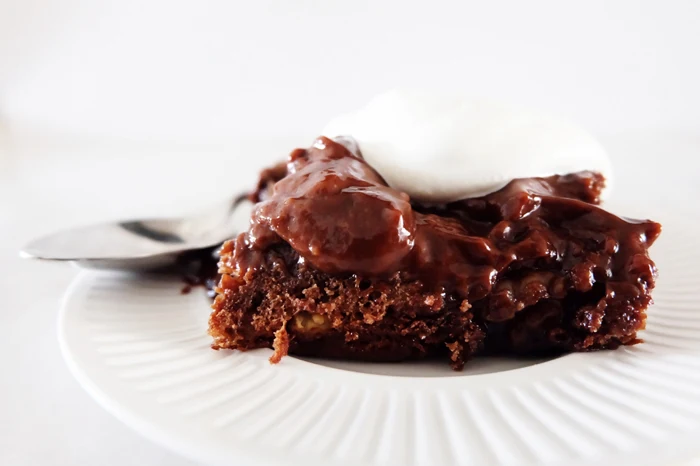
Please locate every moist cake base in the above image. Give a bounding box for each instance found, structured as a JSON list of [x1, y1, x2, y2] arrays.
[[210, 240, 649, 370]]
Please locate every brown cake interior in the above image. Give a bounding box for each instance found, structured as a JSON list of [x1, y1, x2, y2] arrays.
[[209, 137, 660, 369]]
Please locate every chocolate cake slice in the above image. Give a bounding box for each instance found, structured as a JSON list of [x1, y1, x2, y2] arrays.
[[209, 137, 660, 369]]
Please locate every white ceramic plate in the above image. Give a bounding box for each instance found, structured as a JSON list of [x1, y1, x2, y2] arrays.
[[59, 218, 700, 466]]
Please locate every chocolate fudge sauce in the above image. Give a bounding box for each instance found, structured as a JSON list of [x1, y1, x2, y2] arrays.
[[222, 137, 660, 322]]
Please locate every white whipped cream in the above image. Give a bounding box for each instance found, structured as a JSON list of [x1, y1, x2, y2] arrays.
[[322, 90, 612, 202]]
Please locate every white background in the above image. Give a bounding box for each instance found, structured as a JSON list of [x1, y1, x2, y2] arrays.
[[1, 1, 699, 465], [2, 0, 700, 141]]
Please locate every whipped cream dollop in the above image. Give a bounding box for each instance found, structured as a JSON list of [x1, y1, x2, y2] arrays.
[[322, 90, 612, 203]]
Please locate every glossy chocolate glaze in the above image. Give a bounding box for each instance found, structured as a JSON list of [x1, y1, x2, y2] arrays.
[[223, 137, 660, 325]]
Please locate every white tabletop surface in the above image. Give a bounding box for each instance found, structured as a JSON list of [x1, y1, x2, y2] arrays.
[[1, 126, 699, 465]]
